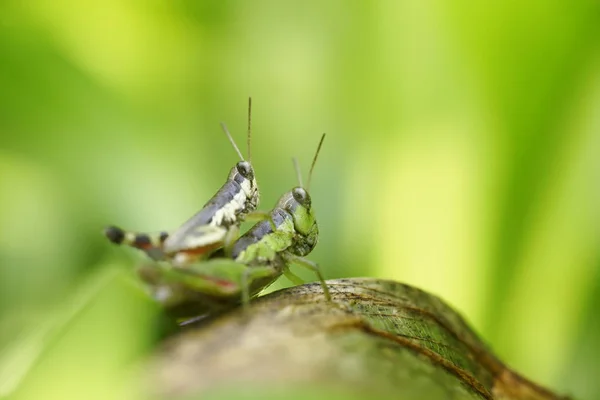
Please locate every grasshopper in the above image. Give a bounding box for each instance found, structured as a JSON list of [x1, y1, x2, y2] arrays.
[[139, 134, 331, 320], [105, 98, 261, 267]]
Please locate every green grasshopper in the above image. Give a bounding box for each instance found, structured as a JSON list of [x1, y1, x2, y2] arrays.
[[139, 134, 331, 320], [104, 98, 261, 267]]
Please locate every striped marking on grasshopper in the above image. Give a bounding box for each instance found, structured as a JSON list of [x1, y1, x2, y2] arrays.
[[105, 98, 259, 266]]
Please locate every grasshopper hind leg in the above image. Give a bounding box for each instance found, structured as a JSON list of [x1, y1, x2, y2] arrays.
[[240, 265, 279, 311], [104, 225, 168, 261]]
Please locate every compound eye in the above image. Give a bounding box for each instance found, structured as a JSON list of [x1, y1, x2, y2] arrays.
[[236, 161, 254, 179], [292, 187, 310, 206]]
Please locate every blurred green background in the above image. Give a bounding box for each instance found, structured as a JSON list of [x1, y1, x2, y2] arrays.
[[1, 1, 599, 399]]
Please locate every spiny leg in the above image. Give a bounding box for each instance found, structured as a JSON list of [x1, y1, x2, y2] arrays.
[[283, 254, 331, 301], [161, 259, 275, 306]]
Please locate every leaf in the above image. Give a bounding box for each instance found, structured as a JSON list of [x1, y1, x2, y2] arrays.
[[3, 267, 162, 400], [145, 278, 570, 400]]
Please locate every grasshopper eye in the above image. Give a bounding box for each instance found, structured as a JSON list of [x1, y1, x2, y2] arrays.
[[292, 187, 311, 207], [236, 161, 254, 179]]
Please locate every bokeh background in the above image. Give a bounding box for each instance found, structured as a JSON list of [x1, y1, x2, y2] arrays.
[[1, 1, 599, 399]]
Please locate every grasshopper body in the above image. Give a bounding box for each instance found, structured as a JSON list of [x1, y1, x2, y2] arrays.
[[142, 135, 330, 321], [105, 99, 258, 266]]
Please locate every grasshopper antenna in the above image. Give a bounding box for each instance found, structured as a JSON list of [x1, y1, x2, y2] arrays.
[[292, 157, 303, 188], [247, 97, 252, 163], [306, 133, 326, 192], [220, 122, 245, 161]]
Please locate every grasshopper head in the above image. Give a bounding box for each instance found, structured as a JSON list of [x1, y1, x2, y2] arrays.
[[277, 186, 318, 256], [278, 132, 325, 256], [229, 160, 259, 212]]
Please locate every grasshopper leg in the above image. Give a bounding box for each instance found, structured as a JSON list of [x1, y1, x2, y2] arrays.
[[104, 226, 168, 261], [283, 268, 305, 286], [240, 265, 279, 311], [283, 254, 331, 301]]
